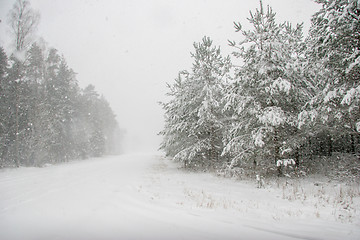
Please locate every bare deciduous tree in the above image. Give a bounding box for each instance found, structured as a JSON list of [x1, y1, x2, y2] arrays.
[[8, 0, 40, 51]]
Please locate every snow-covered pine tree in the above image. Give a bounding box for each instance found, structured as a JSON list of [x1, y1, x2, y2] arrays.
[[300, 0, 360, 153], [224, 1, 307, 174], [0, 47, 10, 167], [21, 44, 79, 165], [159, 71, 192, 160], [80, 85, 118, 158], [190, 37, 231, 166], [96, 96, 120, 155], [6, 53, 29, 167], [7, 0, 40, 166], [24, 43, 49, 166], [45, 56, 78, 162], [160, 37, 231, 168]]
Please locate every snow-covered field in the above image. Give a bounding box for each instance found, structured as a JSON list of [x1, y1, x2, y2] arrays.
[[0, 153, 359, 240]]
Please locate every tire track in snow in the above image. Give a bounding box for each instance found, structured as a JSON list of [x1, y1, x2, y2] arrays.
[[244, 225, 325, 240]]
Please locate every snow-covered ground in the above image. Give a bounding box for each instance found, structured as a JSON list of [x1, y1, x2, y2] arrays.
[[0, 153, 359, 240]]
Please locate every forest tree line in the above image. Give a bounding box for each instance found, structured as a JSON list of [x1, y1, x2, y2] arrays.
[[0, 0, 122, 167], [160, 0, 360, 176]]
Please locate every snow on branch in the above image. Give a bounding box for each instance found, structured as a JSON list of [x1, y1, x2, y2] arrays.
[[276, 159, 296, 167], [258, 106, 286, 126], [267, 77, 292, 95], [341, 86, 360, 105]]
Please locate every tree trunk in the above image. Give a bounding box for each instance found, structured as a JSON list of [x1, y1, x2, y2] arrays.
[[327, 134, 333, 156], [350, 133, 356, 154], [274, 128, 282, 176], [208, 126, 218, 167], [294, 147, 300, 167], [308, 137, 313, 161], [14, 81, 19, 167]]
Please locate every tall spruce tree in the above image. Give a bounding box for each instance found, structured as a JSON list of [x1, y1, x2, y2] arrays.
[[0, 47, 10, 167], [24, 43, 47, 165], [7, 0, 39, 166]]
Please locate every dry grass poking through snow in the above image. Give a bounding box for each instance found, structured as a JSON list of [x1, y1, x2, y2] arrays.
[[183, 188, 237, 209], [270, 177, 360, 223], [146, 156, 360, 227]]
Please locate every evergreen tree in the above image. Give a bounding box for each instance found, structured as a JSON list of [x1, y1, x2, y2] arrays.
[[96, 96, 120, 154], [85, 93, 119, 157], [5, 54, 29, 166], [160, 37, 231, 168], [7, 0, 39, 166], [301, 0, 360, 153], [160, 71, 196, 163], [0, 47, 10, 166], [46, 58, 77, 162], [224, 1, 307, 174], [24, 43, 48, 165]]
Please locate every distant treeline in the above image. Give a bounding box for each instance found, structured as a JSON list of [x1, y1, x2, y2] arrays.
[[0, 0, 122, 167]]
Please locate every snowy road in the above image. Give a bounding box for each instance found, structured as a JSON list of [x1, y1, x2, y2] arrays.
[[0, 153, 359, 240]]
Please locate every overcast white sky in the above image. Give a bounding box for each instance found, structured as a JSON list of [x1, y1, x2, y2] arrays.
[[0, 0, 320, 153]]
